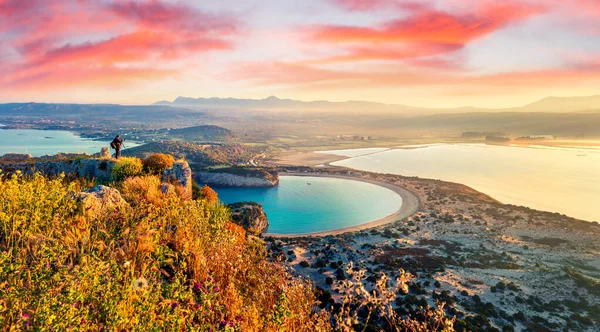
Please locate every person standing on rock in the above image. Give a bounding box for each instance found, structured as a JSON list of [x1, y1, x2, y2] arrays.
[[110, 135, 125, 159]]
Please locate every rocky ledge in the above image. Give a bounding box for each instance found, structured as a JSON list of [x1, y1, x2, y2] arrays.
[[227, 202, 269, 235], [195, 167, 279, 188], [76, 185, 130, 218]]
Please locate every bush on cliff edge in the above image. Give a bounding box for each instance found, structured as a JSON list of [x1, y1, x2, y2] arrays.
[[143, 153, 175, 176], [111, 156, 143, 181]]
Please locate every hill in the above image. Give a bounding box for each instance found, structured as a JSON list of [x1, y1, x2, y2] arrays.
[[167, 125, 233, 141], [395, 112, 600, 137], [520, 95, 600, 113], [0, 102, 203, 123], [154, 95, 423, 113], [154, 94, 600, 114], [123, 141, 266, 168]]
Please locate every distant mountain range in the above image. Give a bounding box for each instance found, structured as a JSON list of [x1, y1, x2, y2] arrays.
[[519, 95, 600, 113], [154, 94, 600, 114], [154, 95, 421, 113]]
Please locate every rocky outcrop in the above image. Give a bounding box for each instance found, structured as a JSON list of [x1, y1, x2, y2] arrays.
[[0, 159, 115, 181], [227, 202, 269, 235], [195, 168, 279, 188], [0, 153, 33, 161], [76, 185, 129, 218], [162, 161, 192, 199], [0, 155, 192, 199], [99, 147, 111, 158]]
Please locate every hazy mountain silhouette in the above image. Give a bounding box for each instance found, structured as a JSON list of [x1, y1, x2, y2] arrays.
[[153, 96, 425, 113], [155, 94, 600, 113], [519, 95, 600, 113]]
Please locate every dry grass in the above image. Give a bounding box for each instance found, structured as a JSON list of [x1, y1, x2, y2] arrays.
[[0, 171, 329, 331]]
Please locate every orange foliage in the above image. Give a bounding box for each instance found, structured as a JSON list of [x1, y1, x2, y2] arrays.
[[201, 184, 219, 203], [224, 221, 246, 243]]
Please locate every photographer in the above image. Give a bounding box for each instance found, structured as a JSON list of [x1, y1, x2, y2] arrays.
[[110, 135, 125, 159]]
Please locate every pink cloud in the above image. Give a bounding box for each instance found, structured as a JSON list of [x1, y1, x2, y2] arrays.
[[230, 57, 600, 92], [314, 2, 544, 44], [329, 0, 426, 12], [298, 1, 544, 71], [0, 0, 239, 91]]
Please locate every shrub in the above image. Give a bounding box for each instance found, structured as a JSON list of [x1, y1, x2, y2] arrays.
[[192, 180, 202, 200], [111, 156, 143, 181], [143, 153, 175, 175], [334, 268, 455, 331], [0, 172, 330, 331], [120, 175, 176, 207], [200, 184, 219, 204], [502, 324, 515, 332]]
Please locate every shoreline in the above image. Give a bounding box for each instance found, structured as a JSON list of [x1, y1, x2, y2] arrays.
[[271, 144, 599, 222], [270, 141, 600, 168], [263, 172, 420, 238]]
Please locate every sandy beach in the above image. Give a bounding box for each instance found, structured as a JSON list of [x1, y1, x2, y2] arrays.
[[264, 172, 420, 238]]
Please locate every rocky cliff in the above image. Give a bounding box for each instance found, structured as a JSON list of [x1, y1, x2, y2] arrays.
[[0, 159, 115, 181], [162, 161, 193, 199], [0, 158, 193, 199], [227, 202, 269, 235], [195, 167, 279, 188]]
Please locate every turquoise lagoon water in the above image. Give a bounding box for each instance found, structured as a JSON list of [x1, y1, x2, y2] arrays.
[[0, 129, 135, 157], [323, 144, 600, 222], [215, 176, 402, 234]]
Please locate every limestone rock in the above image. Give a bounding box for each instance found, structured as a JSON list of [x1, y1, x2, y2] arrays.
[[160, 182, 176, 195], [162, 161, 192, 199], [0, 158, 114, 181], [195, 168, 279, 188], [76, 185, 129, 217], [227, 202, 269, 235], [0, 153, 32, 161], [100, 147, 111, 158]]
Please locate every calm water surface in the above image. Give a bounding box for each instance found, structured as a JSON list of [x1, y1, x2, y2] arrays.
[[215, 176, 402, 234], [0, 129, 135, 156], [324, 144, 600, 222]]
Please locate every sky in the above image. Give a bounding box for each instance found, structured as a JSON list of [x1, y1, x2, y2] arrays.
[[1, 0, 600, 108]]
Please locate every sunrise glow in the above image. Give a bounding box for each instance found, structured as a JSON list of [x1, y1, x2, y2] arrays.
[[2, 0, 600, 107]]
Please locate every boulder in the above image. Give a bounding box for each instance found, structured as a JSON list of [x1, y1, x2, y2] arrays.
[[160, 182, 176, 195], [227, 202, 269, 235], [99, 147, 111, 158], [76, 185, 129, 218], [162, 161, 192, 199]]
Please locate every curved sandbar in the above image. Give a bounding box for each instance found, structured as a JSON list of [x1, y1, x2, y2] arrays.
[[264, 172, 420, 238]]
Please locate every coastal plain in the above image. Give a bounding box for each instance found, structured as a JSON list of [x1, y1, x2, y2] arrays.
[[263, 162, 600, 331]]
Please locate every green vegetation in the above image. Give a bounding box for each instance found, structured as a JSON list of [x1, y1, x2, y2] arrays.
[[111, 156, 144, 181], [167, 125, 233, 142], [564, 267, 600, 296], [125, 142, 268, 168], [143, 153, 175, 175]]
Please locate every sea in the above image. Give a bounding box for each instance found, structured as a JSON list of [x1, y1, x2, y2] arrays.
[[215, 176, 402, 234], [0, 128, 135, 157], [321, 143, 600, 222]]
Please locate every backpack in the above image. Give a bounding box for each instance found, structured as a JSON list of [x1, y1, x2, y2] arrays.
[[110, 141, 117, 149]]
